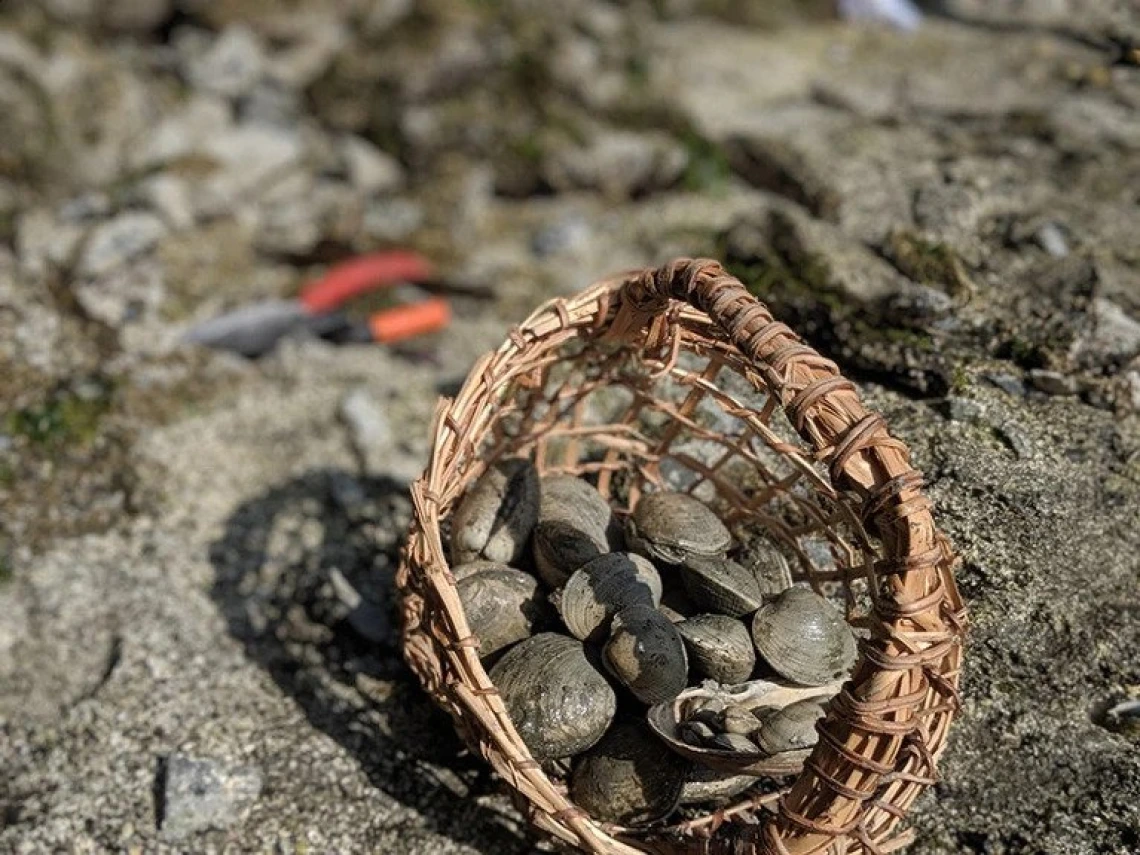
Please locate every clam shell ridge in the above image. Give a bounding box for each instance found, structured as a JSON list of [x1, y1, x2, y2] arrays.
[[532, 475, 616, 587], [489, 633, 617, 762], [681, 555, 765, 617], [753, 699, 826, 755], [751, 588, 857, 686], [676, 614, 756, 685], [603, 605, 688, 705], [569, 722, 689, 826], [450, 458, 539, 564], [626, 492, 731, 564], [559, 553, 663, 642], [455, 568, 549, 658]]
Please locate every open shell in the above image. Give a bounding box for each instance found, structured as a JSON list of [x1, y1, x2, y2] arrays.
[[647, 679, 843, 776]]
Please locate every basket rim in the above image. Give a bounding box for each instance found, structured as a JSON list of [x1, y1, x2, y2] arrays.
[[397, 259, 966, 855]]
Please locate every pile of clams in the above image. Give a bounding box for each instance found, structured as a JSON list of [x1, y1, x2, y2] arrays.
[[449, 459, 858, 827]]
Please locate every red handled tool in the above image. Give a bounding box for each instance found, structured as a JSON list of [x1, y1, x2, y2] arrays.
[[184, 251, 453, 358]]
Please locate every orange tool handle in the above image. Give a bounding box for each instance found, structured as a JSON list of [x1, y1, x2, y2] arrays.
[[368, 297, 451, 343], [299, 251, 436, 314]]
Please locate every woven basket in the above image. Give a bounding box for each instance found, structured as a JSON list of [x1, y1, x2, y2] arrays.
[[397, 259, 966, 855]]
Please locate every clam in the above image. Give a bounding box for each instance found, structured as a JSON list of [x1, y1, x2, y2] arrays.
[[626, 492, 731, 565], [569, 722, 688, 826], [753, 700, 825, 755], [532, 475, 616, 587], [603, 605, 688, 705], [451, 458, 539, 565], [647, 679, 842, 775], [751, 588, 857, 686], [456, 568, 550, 658], [718, 704, 762, 735], [680, 556, 764, 617], [559, 553, 662, 642], [712, 733, 758, 753], [676, 614, 756, 685], [746, 541, 794, 598], [451, 559, 512, 582], [679, 766, 757, 805], [489, 633, 616, 761]]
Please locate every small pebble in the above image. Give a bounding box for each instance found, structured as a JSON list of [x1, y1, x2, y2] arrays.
[[1034, 223, 1070, 258], [984, 372, 1027, 397], [1028, 369, 1077, 396], [159, 754, 262, 840]]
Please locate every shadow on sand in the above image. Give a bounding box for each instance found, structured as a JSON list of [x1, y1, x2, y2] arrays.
[[208, 467, 533, 853]]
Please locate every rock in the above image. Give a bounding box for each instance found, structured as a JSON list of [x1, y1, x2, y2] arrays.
[[984, 372, 1027, 397], [340, 136, 404, 195], [328, 567, 393, 645], [264, 19, 347, 90], [137, 175, 195, 230], [1027, 369, 1078, 396], [361, 197, 425, 243], [15, 208, 84, 276], [943, 395, 985, 423], [531, 214, 592, 258], [1035, 223, 1070, 258], [187, 25, 267, 99], [362, 0, 415, 35], [725, 134, 842, 221], [159, 754, 262, 840], [1072, 298, 1140, 369], [133, 95, 232, 171], [542, 130, 688, 200], [340, 387, 392, 467], [79, 213, 167, 277], [196, 124, 306, 216]]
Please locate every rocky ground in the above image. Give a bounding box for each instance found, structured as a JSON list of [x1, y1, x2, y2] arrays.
[[1, 1, 1138, 853]]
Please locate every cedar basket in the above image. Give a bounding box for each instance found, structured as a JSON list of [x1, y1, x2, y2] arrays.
[[397, 259, 966, 855]]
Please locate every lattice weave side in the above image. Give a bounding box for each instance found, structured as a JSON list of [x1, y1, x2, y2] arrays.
[[396, 259, 965, 855]]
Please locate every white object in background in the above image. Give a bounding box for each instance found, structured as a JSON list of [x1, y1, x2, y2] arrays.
[[838, 0, 923, 30]]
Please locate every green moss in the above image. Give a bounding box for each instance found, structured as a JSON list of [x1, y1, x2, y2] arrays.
[[674, 131, 729, 194], [5, 377, 114, 451], [885, 230, 974, 297], [951, 365, 971, 395]]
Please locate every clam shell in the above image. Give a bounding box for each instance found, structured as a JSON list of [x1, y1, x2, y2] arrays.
[[753, 700, 825, 755], [569, 722, 688, 826], [751, 588, 857, 686], [746, 541, 794, 598], [559, 553, 662, 642], [532, 475, 616, 587], [680, 556, 765, 618], [451, 559, 512, 582], [679, 766, 757, 805], [603, 605, 688, 705], [626, 492, 731, 565], [533, 519, 609, 589], [647, 679, 842, 775], [450, 458, 539, 565], [489, 633, 617, 761], [540, 474, 615, 536], [456, 568, 550, 658], [676, 614, 756, 685]]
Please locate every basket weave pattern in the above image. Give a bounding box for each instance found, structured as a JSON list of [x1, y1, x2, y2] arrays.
[[398, 259, 966, 854]]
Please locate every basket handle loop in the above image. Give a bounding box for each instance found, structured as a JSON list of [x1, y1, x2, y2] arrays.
[[608, 259, 960, 855]]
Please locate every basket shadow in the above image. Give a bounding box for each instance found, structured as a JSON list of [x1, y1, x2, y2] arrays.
[[207, 467, 532, 853]]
